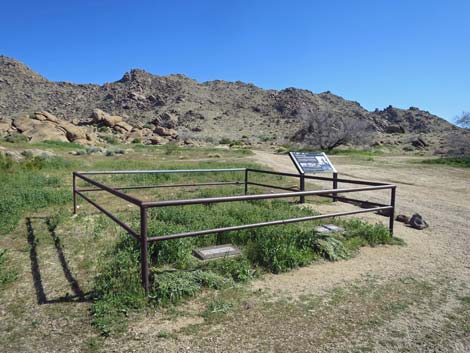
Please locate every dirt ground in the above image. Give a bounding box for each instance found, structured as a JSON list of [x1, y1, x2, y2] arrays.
[[1, 151, 469, 352]]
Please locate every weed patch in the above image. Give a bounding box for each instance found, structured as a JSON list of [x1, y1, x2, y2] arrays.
[[91, 194, 399, 335], [421, 157, 470, 168], [0, 248, 18, 289], [0, 155, 71, 233]]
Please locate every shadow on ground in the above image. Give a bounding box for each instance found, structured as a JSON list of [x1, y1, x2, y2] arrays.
[[25, 217, 92, 304]]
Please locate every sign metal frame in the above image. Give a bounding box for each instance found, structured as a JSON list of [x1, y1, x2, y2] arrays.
[[288, 151, 338, 204], [288, 151, 337, 174]]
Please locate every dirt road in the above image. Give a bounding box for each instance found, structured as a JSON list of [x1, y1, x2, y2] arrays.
[[249, 151, 470, 296]]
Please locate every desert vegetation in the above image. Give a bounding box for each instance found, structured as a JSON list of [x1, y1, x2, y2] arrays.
[[0, 138, 469, 353], [292, 109, 374, 151]]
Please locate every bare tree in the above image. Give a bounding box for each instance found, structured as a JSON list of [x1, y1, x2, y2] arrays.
[[447, 132, 470, 157], [455, 111, 470, 129], [292, 109, 374, 151]]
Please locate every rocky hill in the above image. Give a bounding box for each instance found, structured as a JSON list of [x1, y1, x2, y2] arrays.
[[0, 55, 460, 150]]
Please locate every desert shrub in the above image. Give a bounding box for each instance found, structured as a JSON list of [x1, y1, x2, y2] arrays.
[[4, 133, 29, 143], [163, 142, 178, 155], [102, 135, 119, 144], [98, 126, 110, 133], [131, 138, 142, 144], [105, 148, 125, 156], [219, 137, 231, 145], [309, 234, 349, 261]]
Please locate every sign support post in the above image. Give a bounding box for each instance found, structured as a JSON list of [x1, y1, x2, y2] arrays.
[[289, 151, 337, 204], [332, 172, 338, 202]]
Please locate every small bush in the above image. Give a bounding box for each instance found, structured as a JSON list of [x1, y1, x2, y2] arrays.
[[4, 133, 29, 143], [219, 137, 231, 145], [151, 270, 230, 305], [98, 126, 110, 133], [163, 143, 178, 155], [102, 135, 119, 145]]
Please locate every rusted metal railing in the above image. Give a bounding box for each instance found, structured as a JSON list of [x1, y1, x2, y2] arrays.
[[72, 168, 396, 293]]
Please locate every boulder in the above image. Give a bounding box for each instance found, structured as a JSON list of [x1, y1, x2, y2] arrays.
[[114, 121, 133, 132], [147, 136, 166, 145], [90, 109, 123, 127], [1, 149, 24, 161], [59, 121, 87, 141], [128, 91, 146, 101], [155, 112, 178, 129], [0, 118, 12, 134], [409, 213, 429, 230], [395, 214, 410, 223], [154, 126, 177, 137], [385, 124, 405, 134], [125, 130, 143, 142], [21, 149, 57, 158], [27, 125, 69, 143], [33, 111, 59, 123], [73, 138, 93, 146], [13, 115, 37, 132], [411, 137, 428, 149]]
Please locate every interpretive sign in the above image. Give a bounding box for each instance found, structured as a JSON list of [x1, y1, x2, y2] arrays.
[[289, 151, 337, 174], [193, 244, 241, 260]]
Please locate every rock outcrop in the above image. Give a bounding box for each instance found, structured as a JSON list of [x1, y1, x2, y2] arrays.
[[0, 55, 463, 150]]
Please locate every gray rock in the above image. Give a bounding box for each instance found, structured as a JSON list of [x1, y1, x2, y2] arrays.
[[396, 214, 410, 223], [409, 213, 429, 230]]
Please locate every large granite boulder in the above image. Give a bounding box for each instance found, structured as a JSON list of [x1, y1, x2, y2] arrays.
[[90, 109, 123, 127]]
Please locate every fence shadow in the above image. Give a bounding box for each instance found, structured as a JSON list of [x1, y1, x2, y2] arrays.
[[26, 217, 91, 304]]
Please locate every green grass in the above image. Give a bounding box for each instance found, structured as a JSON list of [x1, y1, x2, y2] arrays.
[[0, 155, 73, 233], [0, 145, 403, 338], [277, 145, 385, 157], [421, 157, 470, 168], [31, 140, 84, 150], [0, 248, 18, 289], [91, 190, 401, 335], [3, 133, 29, 143]]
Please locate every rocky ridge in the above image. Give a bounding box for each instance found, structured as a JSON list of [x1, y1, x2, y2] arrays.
[[0, 55, 461, 151]]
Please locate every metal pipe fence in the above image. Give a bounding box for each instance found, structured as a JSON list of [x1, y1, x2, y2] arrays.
[[72, 167, 396, 293]]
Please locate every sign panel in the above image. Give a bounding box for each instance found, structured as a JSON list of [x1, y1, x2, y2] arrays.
[[289, 151, 336, 174]]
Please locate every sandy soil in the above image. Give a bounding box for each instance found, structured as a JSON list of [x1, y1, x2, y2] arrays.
[[2, 151, 469, 352], [105, 152, 470, 352], [248, 151, 470, 297]]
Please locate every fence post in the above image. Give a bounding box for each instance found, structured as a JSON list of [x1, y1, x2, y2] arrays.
[[244, 169, 249, 195], [72, 172, 77, 214], [140, 206, 149, 293], [332, 172, 338, 202], [389, 186, 396, 237], [299, 173, 305, 204]]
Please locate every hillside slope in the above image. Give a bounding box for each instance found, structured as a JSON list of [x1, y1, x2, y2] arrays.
[[0, 55, 457, 147]]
